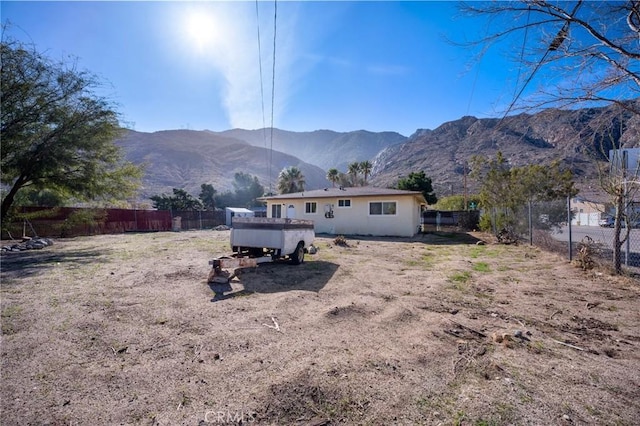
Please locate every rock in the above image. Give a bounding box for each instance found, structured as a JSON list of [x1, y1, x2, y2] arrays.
[[308, 245, 318, 254], [1, 237, 53, 252]]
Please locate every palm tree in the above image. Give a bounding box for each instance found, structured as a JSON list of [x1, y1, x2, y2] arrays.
[[326, 168, 340, 187], [277, 166, 306, 194], [347, 162, 361, 186], [360, 160, 373, 184]]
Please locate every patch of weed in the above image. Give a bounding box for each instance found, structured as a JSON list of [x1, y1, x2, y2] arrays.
[[404, 259, 420, 267], [453, 410, 468, 426], [473, 262, 491, 272], [1, 305, 22, 318], [469, 246, 486, 258], [449, 271, 471, 283]]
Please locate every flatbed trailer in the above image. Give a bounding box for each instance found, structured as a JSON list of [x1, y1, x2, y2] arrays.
[[208, 217, 315, 298]]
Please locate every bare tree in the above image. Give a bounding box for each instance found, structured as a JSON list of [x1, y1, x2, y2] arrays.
[[594, 117, 640, 274], [460, 1, 640, 116], [462, 1, 640, 274]]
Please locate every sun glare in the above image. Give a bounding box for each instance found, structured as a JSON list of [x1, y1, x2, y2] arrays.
[[185, 12, 218, 51]]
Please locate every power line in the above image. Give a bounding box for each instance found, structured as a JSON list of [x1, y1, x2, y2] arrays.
[[514, 6, 531, 102], [499, 1, 583, 125], [254, 0, 278, 195], [254, 0, 268, 188], [269, 0, 277, 195]]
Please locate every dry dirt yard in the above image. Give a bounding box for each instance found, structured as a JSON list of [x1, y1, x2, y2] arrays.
[[1, 229, 639, 426]]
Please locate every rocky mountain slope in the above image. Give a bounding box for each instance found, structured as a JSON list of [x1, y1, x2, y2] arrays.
[[369, 101, 640, 198], [116, 129, 330, 201], [214, 128, 407, 172], [117, 101, 639, 204]]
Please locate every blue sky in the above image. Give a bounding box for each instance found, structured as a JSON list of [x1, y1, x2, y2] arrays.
[[2, 1, 525, 136]]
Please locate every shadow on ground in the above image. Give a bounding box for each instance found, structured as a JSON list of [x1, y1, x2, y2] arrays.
[[209, 260, 339, 301], [0, 248, 107, 280]]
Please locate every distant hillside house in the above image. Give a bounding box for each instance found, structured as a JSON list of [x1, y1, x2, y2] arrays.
[[570, 197, 610, 227], [259, 187, 427, 237]]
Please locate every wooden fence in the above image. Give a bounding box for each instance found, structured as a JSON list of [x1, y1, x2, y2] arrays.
[[1, 207, 226, 239]]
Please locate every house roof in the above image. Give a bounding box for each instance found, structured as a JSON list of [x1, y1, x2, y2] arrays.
[[225, 207, 254, 213], [260, 186, 427, 204]]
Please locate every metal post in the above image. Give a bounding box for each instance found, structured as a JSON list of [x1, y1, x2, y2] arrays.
[[528, 200, 533, 245], [625, 179, 630, 266], [567, 195, 572, 261]]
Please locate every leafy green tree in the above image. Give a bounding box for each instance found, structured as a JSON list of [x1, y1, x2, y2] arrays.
[[471, 152, 576, 232], [326, 168, 340, 187], [150, 188, 202, 211], [213, 191, 236, 210], [277, 166, 305, 194], [396, 171, 438, 205], [433, 194, 481, 211], [472, 152, 513, 228], [0, 36, 142, 222], [13, 187, 67, 208], [199, 183, 217, 211], [231, 172, 264, 207], [360, 160, 373, 184]]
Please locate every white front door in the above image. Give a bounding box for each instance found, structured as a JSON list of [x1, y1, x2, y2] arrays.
[[287, 204, 296, 219]]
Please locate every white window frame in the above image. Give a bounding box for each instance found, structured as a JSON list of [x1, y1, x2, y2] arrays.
[[271, 204, 282, 218], [337, 199, 352, 208], [369, 201, 397, 216], [305, 201, 318, 214]]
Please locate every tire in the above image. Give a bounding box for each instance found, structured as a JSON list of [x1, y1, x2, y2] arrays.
[[290, 242, 304, 265]]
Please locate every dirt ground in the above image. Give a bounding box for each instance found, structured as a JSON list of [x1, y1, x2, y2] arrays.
[[1, 229, 639, 425]]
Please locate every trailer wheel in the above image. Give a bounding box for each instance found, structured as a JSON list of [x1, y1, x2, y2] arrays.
[[290, 242, 304, 265]]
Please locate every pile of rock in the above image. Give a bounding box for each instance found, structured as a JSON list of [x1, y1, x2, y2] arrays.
[[1, 237, 54, 252]]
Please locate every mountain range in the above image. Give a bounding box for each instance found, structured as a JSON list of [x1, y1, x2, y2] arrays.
[[116, 101, 639, 203]]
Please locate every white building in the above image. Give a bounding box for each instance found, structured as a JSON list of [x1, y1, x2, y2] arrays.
[[225, 207, 254, 226]]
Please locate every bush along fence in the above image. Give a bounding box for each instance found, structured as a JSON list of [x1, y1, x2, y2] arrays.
[[1, 207, 226, 239], [485, 198, 640, 274]]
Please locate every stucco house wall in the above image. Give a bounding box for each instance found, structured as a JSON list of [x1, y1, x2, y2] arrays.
[[260, 187, 426, 237]]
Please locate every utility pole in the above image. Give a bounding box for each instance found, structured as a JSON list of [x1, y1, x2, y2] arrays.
[[463, 162, 468, 211]]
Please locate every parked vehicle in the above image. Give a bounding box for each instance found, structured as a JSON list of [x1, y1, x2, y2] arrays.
[[599, 217, 614, 227]]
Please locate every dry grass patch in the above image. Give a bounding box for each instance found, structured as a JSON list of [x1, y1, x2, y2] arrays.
[[1, 230, 639, 425]]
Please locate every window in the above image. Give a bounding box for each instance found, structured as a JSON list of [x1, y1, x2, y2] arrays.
[[305, 202, 317, 214], [271, 204, 282, 218], [369, 201, 396, 216], [338, 199, 351, 208]]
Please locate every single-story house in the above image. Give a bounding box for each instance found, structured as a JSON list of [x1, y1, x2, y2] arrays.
[[259, 187, 427, 237], [225, 207, 255, 226]]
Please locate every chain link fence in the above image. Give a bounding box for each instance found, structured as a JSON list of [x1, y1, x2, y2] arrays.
[[484, 198, 640, 273]]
